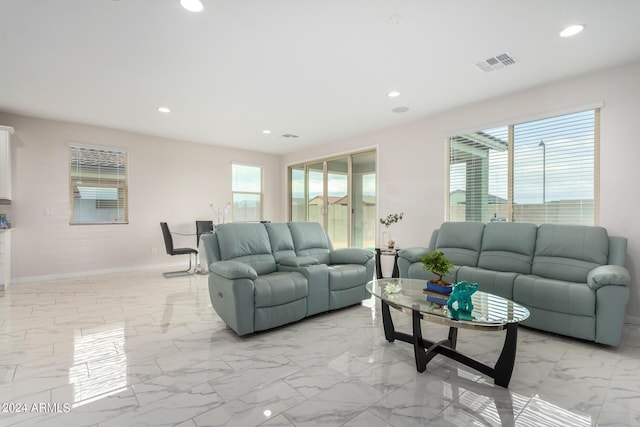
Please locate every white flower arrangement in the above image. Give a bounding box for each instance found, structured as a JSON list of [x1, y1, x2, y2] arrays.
[[210, 202, 231, 226], [380, 212, 404, 227], [384, 282, 401, 294]]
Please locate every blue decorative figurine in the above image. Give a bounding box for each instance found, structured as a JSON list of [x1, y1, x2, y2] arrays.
[[447, 281, 478, 320]]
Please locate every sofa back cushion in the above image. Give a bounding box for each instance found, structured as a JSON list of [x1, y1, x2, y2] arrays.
[[435, 222, 485, 267], [264, 223, 297, 262], [478, 222, 537, 274], [215, 223, 277, 275], [288, 222, 331, 265], [532, 224, 609, 282]]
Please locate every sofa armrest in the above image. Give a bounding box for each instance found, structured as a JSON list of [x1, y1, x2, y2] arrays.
[[398, 247, 431, 263], [279, 256, 318, 267], [587, 265, 630, 290], [210, 260, 258, 280], [329, 248, 374, 265]]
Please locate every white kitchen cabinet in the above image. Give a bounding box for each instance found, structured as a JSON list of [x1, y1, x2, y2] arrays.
[[0, 125, 14, 200]]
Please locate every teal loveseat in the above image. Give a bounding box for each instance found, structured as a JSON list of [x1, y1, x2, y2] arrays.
[[398, 222, 630, 346], [201, 222, 374, 335]]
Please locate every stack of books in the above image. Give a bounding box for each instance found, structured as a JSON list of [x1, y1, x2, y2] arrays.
[[423, 282, 453, 305]]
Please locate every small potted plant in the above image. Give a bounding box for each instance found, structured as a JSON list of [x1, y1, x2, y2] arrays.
[[421, 250, 454, 294], [379, 212, 403, 248]]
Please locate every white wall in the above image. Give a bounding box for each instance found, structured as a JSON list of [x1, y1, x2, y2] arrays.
[[0, 113, 282, 281], [281, 61, 640, 321]]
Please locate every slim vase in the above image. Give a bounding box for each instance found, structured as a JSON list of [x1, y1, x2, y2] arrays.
[[381, 227, 396, 248], [381, 228, 390, 248]]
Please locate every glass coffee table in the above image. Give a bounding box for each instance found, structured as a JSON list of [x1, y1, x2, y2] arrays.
[[366, 278, 530, 387]]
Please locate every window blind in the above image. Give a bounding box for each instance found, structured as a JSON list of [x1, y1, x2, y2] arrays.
[[447, 109, 598, 225], [448, 127, 509, 222], [231, 163, 262, 222], [69, 144, 128, 224]]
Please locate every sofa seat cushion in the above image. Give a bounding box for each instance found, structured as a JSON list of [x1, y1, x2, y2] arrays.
[[215, 223, 277, 275], [478, 222, 537, 274], [456, 266, 517, 300], [435, 222, 485, 266], [265, 223, 297, 262], [328, 264, 367, 291], [289, 222, 332, 264], [532, 224, 609, 282], [254, 272, 308, 308], [406, 263, 430, 281], [513, 275, 595, 317]]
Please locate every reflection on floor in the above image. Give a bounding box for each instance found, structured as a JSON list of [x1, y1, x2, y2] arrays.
[[1, 270, 640, 426]]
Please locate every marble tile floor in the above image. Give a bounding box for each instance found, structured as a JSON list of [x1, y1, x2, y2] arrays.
[[1, 271, 640, 426]]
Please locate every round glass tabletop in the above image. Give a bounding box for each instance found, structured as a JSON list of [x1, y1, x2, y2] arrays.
[[367, 278, 530, 327]]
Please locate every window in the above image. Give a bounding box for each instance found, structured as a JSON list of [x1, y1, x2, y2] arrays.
[[232, 163, 262, 222], [448, 108, 599, 225], [69, 144, 128, 224]]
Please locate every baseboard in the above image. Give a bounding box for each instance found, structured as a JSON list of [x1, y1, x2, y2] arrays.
[[625, 315, 640, 326], [10, 262, 193, 285]]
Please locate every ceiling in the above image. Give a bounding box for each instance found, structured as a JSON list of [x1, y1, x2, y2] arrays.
[[1, 1, 640, 154]]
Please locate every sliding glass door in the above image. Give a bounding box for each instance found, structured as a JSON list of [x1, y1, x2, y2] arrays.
[[290, 166, 305, 222], [307, 162, 324, 226], [326, 158, 349, 248], [351, 151, 376, 249], [288, 150, 376, 249]]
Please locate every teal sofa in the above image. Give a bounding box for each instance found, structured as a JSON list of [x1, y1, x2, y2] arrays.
[[201, 222, 374, 335], [398, 222, 630, 346]]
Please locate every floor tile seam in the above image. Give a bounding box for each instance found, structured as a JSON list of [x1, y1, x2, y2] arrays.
[[11, 358, 87, 379], [511, 393, 539, 425], [522, 379, 606, 423], [1, 352, 56, 368], [0, 385, 55, 413], [336, 407, 378, 427], [2, 409, 45, 427], [345, 409, 396, 427], [191, 378, 298, 426], [591, 374, 616, 425], [0, 329, 28, 341], [277, 396, 368, 427], [52, 315, 107, 328], [237, 380, 308, 424], [10, 363, 82, 387], [462, 379, 531, 422], [369, 386, 460, 426], [540, 364, 618, 390], [84, 392, 143, 427]]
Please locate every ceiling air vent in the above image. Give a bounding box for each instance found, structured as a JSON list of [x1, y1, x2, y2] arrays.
[[282, 134, 299, 138], [475, 52, 519, 73]]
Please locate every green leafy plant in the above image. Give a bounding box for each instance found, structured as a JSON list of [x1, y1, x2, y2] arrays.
[[380, 212, 404, 227], [421, 251, 454, 285]]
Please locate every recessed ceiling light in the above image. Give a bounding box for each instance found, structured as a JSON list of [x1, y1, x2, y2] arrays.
[[559, 24, 585, 38], [387, 91, 401, 98], [392, 106, 409, 113], [262, 130, 271, 134], [180, 0, 204, 13], [158, 107, 171, 113]]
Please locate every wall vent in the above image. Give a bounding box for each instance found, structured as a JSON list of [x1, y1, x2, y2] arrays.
[[475, 52, 519, 73]]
